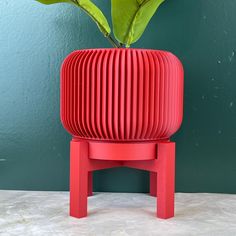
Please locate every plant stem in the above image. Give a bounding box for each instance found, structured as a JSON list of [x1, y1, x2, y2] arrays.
[[106, 35, 121, 48]]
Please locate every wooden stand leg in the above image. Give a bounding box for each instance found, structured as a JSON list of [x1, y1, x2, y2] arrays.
[[70, 141, 89, 218], [88, 171, 93, 196], [156, 142, 175, 219], [150, 172, 157, 197]]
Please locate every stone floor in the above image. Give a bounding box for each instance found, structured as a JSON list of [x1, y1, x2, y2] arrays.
[[0, 191, 236, 236]]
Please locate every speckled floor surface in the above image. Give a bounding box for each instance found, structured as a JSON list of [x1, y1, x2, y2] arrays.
[[0, 191, 236, 236]]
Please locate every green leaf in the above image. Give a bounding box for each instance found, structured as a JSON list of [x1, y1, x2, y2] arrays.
[[36, 0, 73, 4], [111, 0, 165, 47], [36, 0, 111, 36]]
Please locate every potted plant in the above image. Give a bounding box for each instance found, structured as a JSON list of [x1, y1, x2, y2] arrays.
[[37, 0, 167, 48], [36, 0, 184, 219]]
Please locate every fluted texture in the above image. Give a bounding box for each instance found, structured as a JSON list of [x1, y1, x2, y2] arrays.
[[60, 49, 184, 142]]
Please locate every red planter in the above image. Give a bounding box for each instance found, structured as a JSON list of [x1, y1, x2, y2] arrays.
[[61, 48, 183, 142], [60, 48, 184, 219]]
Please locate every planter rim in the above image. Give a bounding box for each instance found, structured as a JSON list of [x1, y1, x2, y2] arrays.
[[70, 48, 176, 55]]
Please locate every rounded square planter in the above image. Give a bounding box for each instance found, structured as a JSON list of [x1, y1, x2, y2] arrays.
[[61, 48, 184, 144]]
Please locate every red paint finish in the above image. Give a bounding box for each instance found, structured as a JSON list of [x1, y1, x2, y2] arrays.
[[150, 172, 157, 197], [61, 49, 184, 142], [70, 140, 175, 219], [60, 48, 184, 219], [88, 141, 157, 160], [87, 172, 93, 197], [156, 142, 175, 218], [70, 141, 88, 218]]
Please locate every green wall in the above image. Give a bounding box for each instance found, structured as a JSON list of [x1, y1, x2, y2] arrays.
[[0, 0, 236, 193]]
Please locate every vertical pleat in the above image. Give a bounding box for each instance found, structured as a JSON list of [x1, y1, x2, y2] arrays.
[[65, 52, 78, 135], [141, 51, 149, 138], [135, 50, 144, 138], [60, 49, 184, 141], [72, 51, 83, 136], [130, 50, 138, 139], [113, 49, 121, 139], [145, 51, 155, 138], [160, 51, 169, 138], [80, 51, 91, 137], [107, 50, 114, 139], [125, 50, 131, 139], [90, 50, 100, 137], [155, 52, 164, 138]]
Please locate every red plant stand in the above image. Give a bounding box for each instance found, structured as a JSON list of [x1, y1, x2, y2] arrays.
[[60, 48, 184, 219], [70, 139, 175, 219]]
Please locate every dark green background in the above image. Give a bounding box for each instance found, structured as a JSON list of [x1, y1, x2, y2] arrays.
[[0, 0, 236, 193]]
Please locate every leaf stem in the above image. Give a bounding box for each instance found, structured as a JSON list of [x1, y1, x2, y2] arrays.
[[106, 35, 121, 48]]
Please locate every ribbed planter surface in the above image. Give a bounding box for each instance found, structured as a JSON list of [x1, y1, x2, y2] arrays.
[[60, 48, 184, 142]]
